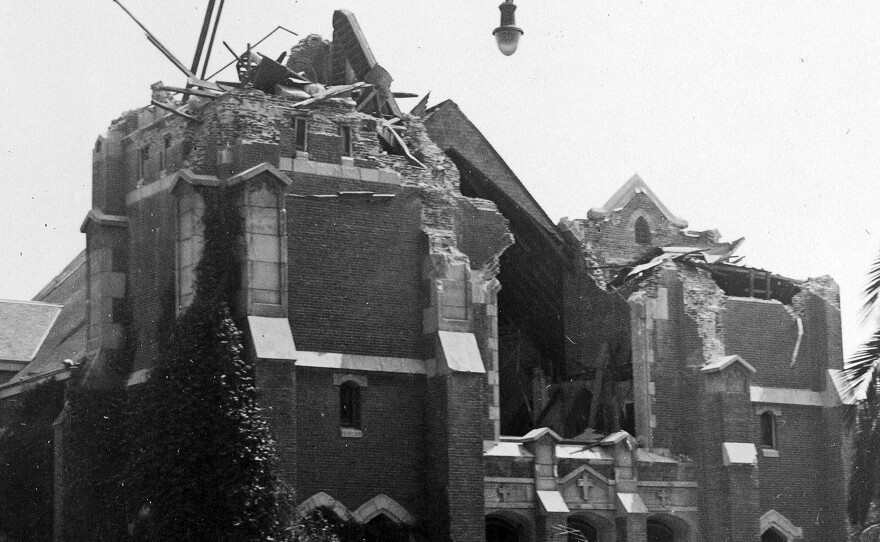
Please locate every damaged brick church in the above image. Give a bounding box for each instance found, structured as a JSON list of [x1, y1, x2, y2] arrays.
[[0, 9, 850, 542]]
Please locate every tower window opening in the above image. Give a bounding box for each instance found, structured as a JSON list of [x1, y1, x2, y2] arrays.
[[138, 146, 150, 180], [760, 411, 777, 449], [340, 125, 353, 157], [294, 117, 309, 152], [161, 136, 171, 170], [340, 382, 361, 429]]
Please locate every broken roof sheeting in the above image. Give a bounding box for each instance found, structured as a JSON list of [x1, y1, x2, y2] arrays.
[[0, 300, 62, 363]]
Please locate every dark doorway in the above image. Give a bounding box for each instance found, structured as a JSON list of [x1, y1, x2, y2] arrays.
[[363, 514, 408, 542], [567, 516, 598, 542], [761, 528, 786, 542], [486, 515, 521, 542], [647, 519, 675, 542]]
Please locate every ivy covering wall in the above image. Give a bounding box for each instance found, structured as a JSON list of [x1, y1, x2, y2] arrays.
[[126, 186, 280, 541]]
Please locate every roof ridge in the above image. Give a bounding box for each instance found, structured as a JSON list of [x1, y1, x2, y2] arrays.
[[0, 299, 64, 308], [32, 250, 86, 302]]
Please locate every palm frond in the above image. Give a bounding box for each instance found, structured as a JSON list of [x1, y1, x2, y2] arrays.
[[841, 331, 880, 400], [861, 252, 880, 322]]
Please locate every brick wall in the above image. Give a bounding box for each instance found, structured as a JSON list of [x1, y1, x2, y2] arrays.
[[295, 367, 428, 519], [652, 269, 700, 456], [126, 191, 176, 373], [579, 193, 707, 266], [724, 298, 823, 390], [755, 404, 826, 540], [425, 373, 486, 542], [286, 180, 426, 359]]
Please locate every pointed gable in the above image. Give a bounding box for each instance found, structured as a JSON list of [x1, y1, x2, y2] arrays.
[[569, 175, 724, 266], [588, 174, 687, 228]]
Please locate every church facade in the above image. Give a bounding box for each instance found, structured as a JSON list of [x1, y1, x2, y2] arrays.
[[0, 10, 849, 542]]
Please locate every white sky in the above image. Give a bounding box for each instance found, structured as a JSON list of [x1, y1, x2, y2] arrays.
[[1, 1, 878, 358]]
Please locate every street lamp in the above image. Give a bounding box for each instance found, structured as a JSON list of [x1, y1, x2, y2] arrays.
[[493, 0, 523, 56]]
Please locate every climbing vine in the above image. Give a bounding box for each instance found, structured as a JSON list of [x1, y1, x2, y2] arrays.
[[127, 186, 280, 541]]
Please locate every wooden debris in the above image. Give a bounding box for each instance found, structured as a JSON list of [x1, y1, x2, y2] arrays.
[[150, 100, 201, 123], [187, 77, 237, 92], [157, 85, 221, 99], [380, 119, 427, 169], [290, 82, 371, 108], [113, 0, 194, 78], [410, 92, 431, 116]]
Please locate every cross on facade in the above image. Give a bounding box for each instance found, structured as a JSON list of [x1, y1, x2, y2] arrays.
[[497, 485, 516, 503], [656, 488, 671, 507], [577, 475, 593, 501]]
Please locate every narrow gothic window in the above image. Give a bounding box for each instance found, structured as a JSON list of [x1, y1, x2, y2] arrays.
[[138, 146, 150, 180], [340, 382, 361, 428], [161, 136, 171, 170], [340, 125, 353, 157], [635, 216, 651, 245], [294, 117, 309, 152], [760, 411, 777, 448]]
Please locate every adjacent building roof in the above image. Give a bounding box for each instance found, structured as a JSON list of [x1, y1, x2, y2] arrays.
[[0, 300, 62, 363], [4, 251, 86, 387]]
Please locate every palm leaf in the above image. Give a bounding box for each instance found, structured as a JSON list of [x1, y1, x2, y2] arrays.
[[861, 253, 880, 321], [841, 330, 880, 400]]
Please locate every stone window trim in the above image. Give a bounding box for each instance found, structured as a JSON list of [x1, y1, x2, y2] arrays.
[[760, 509, 803, 541], [333, 373, 368, 387], [341, 427, 363, 438]]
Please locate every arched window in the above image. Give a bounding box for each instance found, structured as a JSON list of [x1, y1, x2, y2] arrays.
[[635, 216, 651, 245], [340, 382, 361, 428], [647, 519, 675, 542], [761, 528, 786, 542], [760, 411, 776, 449], [567, 516, 598, 542]]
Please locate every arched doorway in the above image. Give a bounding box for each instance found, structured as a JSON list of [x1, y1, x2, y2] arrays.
[[647, 518, 675, 542], [486, 514, 522, 542], [363, 514, 408, 542], [567, 516, 598, 542], [761, 528, 786, 542]]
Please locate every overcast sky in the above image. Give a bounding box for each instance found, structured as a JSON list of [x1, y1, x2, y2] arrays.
[[1, 1, 878, 357]]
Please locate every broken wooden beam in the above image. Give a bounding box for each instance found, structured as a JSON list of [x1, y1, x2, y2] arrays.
[[157, 85, 221, 99], [113, 0, 194, 78], [291, 82, 371, 108], [150, 100, 201, 123]]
